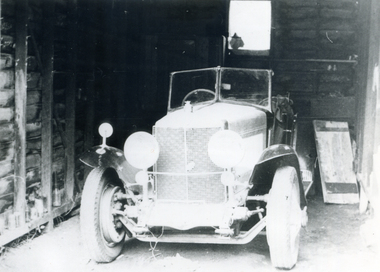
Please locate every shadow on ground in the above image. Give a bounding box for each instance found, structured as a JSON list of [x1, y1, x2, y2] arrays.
[[0, 195, 379, 272]]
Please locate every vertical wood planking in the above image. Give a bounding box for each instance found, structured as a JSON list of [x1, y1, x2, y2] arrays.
[[14, 0, 28, 226], [364, 0, 380, 175], [355, 0, 370, 178], [0, 0, 1, 58], [373, 0, 380, 150], [65, 0, 77, 202], [84, 0, 96, 152], [356, 0, 380, 204], [356, 0, 377, 184], [103, 1, 114, 118], [83, 0, 96, 180], [41, 0, 54, 228]]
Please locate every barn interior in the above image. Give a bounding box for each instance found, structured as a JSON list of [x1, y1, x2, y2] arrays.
[[0, 0, 379, 264]]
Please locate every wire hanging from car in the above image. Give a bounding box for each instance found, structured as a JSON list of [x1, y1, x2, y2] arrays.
[[148, 226, 165, 261]]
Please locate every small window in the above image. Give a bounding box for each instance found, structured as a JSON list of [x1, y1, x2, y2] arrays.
[[228, 0, 271, 55]]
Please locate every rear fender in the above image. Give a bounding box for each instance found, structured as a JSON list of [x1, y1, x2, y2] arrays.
[[80, 145, 139, 186], [249, 144, 307, 208]]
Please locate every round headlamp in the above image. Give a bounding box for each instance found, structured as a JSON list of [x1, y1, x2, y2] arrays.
[[135, 170, 149, 185], [208, 130, 244, 168], [221, 171, 235, 186], [98, 123, 113, 147], [98, 123, 113, 138], [124, 132, 159, 169]]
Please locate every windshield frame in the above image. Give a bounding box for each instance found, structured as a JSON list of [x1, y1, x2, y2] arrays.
[[167, 67, 272, 112], [168, 67, 219, 112], [219, 67, 272, 111]]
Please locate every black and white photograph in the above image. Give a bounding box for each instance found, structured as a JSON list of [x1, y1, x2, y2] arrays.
[[0, 0, 379, 271]]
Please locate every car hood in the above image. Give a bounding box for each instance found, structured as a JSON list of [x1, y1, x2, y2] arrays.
[[155, 102, 266, 136]]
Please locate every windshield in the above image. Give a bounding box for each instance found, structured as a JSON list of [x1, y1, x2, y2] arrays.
[[220, 68, 271, 107], [168, 67, 271, 110], [169, 68, 217, 109]]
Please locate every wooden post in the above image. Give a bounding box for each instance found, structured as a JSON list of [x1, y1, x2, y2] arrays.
[[41, 0, 54, 230], [14, 0, 28, 227], [65, 0, 78, 202], [0, 0, 1, 57], [356, 0, 375, 183], [84, 0, 96, 178], [356, 0, 380, 205]]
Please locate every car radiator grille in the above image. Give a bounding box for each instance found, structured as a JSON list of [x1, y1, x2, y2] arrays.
[[154, 127, 225, 203]]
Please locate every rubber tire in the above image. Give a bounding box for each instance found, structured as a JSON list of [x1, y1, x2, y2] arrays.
[[80, 167, 125, 263], [266, 166, 302, 269]]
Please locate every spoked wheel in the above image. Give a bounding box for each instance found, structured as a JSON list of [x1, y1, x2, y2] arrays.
[[266, 166, 302, 269], [80, 167, 127, 262], [100, 186, 126, 245]]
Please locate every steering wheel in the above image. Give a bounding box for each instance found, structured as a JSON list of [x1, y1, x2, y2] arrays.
[[182, 89, 215, 106]]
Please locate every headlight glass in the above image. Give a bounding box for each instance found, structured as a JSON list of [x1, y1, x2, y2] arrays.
[[208, 130, 244, 168], [98, 123, 113, 138], [135, 170, 149, 185], [124, 132, 160, 169], [221, 171, 235, 186]]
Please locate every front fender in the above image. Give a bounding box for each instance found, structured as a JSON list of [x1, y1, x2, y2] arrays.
[[258, 144, 298, 164], [249, 144, 307, 208], [80, 145, 139, 185]]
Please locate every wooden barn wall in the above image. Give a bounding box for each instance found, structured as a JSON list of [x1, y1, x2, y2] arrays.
[[138, 0, 227, 118], [273, 0, 358, 125], [62, 0, 150, 148], [355, 0, 380, 209], [227, 0, 358, 124], [1, 0, 21, 217], [136, 0, 359, 130], [0, 0, 87, 240], [223, 0, 360, 168]]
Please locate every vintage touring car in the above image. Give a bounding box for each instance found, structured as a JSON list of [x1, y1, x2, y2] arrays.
[[79, 67, 310, 269]]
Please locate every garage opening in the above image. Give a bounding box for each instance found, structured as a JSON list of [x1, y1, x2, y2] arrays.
[[228, 0, 271, 55]]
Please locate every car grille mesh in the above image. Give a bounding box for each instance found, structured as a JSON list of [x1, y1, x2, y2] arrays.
[[154, 127, 225, 203]]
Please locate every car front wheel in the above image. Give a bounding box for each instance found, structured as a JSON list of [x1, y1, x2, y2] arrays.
[[80, 167, 126, 262], [266, 166, 302, 269]]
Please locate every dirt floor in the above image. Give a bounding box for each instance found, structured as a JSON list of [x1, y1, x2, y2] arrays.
[[0, 194, 379, 272]]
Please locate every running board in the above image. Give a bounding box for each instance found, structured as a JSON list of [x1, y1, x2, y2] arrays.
[[135, 217, 266, 245]]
